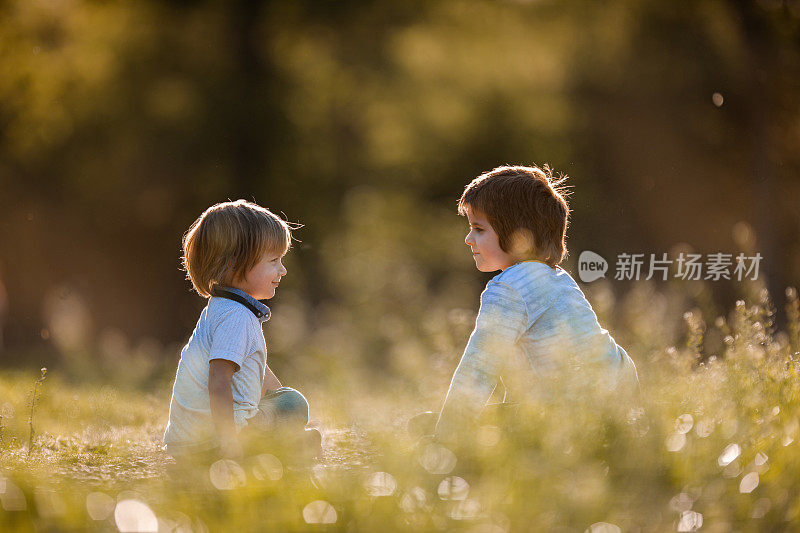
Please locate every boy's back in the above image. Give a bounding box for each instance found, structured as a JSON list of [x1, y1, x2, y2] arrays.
[[490, 261, 636, 398], [164, 295, 268, 454]]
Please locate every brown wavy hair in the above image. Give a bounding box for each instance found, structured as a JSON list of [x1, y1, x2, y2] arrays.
[[182, 200, 294, 297], [458, 165, 571, 268]]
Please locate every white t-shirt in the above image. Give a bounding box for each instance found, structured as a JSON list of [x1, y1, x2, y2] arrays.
[[164, 290, 270, 454]]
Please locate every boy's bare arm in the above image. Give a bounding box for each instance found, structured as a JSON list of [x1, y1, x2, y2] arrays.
[[262, 365, 282, 397], [209, 359, 242, 458]]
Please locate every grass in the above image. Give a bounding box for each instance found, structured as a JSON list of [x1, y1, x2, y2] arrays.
[[2, 285, 800, 532]]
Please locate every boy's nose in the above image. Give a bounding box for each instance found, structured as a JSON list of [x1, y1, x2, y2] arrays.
[[465, 232, 475, 246]]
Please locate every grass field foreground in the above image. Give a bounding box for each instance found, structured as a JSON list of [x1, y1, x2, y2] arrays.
[[1, 286, 799, 532]]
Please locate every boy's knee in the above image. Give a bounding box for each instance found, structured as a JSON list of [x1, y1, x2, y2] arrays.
[[272, 388, 309, 423]]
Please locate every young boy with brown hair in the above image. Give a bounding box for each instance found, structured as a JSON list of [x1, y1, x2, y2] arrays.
[[164, 200, 319, 460], [434, 165, 638, 440]]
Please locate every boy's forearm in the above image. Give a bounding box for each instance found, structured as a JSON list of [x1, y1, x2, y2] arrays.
[[209, 379, 237, 442], [436, 349, 496, 439], [208, 361, 238, 444]]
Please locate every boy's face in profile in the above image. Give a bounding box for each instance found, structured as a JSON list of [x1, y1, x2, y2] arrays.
[[231, 251, 287, 300], [465, 206, 516, 272]]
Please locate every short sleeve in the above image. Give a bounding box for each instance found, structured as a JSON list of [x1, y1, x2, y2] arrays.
[[436, 281, 527, 439], [208, 309, 254, 371]]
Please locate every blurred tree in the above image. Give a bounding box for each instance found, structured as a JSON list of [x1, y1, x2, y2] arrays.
[[566, 0, 800, 323], [0, 0, 797, 368]]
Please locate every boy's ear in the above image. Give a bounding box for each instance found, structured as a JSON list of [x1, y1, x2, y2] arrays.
[[508, 228, 537, 258]]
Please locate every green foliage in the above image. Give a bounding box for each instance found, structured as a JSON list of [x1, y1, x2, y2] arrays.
[[26, 368, 46, 457]]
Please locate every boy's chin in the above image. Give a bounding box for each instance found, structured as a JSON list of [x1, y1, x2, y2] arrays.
[[475, 263, 501, 273], [256, 288, 276, 300]]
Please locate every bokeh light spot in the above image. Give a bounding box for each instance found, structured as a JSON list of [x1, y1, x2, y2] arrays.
[[399, 487, 428, 513], [450, 498, 481, 520], [208, 459, 246, 490], [34, 490, 66, 518], [718, 443, 740, 466], [438, 476, 470, 501], [252, 454, 283, 482], [752, 497, 771, 518], [669, 493, 694, 512], [0, 477, 27, 511], [418, 443, 457, 474], [86, 491, 115, 520], [364, 471, 397, 497], [739, 472, 759, 493], [694, 419, 714, 438], [666, 432, 686, 452], [677, 510, 703, 532], [586, 523, 621, 533], [465, 525, 506, 533], [114, 499, 158, 533], [303, 500, 337, 524], [675, 414, 694, 434]]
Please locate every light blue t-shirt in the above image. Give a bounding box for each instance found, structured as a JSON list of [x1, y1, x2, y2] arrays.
[[436, 261, 638, 437], [164, 288, 271, 454]]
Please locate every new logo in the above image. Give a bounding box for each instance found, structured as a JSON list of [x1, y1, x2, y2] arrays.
[[578, 250, 608, 283]]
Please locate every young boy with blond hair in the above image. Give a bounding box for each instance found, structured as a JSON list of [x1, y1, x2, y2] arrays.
[[164, 200, 318, 459], [434, 165, 638, 440]]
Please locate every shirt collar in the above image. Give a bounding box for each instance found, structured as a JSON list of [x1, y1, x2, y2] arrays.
[[504, 260, 559, 274], [216, 286, 272, 323]]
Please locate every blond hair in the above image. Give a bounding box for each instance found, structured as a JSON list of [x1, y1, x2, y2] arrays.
[[182, 200, 293, 297], [458, 165, 571, 268]]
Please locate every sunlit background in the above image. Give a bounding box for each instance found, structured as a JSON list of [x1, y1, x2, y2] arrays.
[[1, 1, 799, 531]]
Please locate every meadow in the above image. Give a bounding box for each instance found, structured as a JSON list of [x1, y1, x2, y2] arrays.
[[1, 281, 799, 532]]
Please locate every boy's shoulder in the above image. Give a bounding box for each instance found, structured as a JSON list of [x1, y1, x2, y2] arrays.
[[491, 261, 580, 299], [493, 261, 559, 286], [205, 296, 262, 329], [488, 262, 585, 324]]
